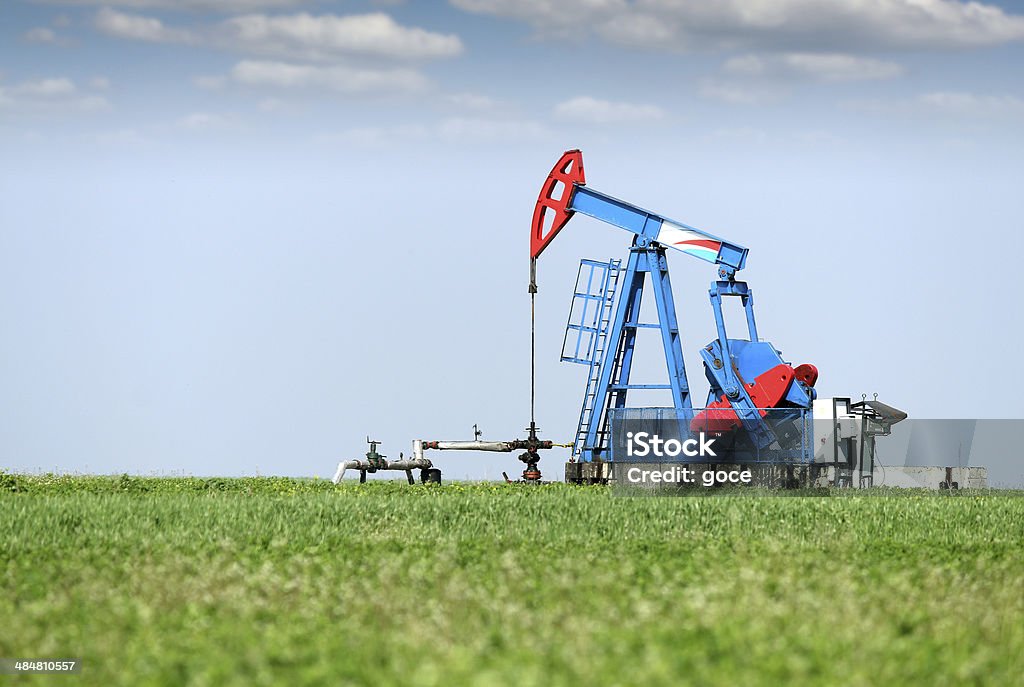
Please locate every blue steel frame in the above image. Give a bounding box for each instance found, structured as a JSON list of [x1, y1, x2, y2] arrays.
[[579, 236, 691, 462], [700, 280, 778, 449], [568, 183, 806, 462]]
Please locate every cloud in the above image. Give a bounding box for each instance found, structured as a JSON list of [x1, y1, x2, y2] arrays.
[[221, 12, 463, 60], [95, 7, 193, 42], [698, 79, 784, 106], [451, 0, 626, 31], [257, 97, 299, 112], [24, 27, 58, 43], [701, 127, 771, 145], [177, 112, 233, 129], [698, 127, 847, 148], [194, 75, 227, 90], [918, 91, 1024, 116], [89, 128, 150, 146], [723, 53, 903, 82], [93, 9, 462, 63], [0, 77, 110, 113], [845, 91, 1024, 118], [444, 93, 500, 110], [436, 117, 549, 142], [451, 0, 1024, 52], [38, 0, 308, 10], [14, 78, 77, 97], [229, 60, 428, 93], [701, 52, 903, 105], [90, 9, 459, 103], [553, 96, 665, 124], [320, 123, 430, 146], [320, 117, 550, 146]]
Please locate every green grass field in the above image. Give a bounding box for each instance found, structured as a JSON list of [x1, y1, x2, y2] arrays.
[[2, 475, 1023, 686]]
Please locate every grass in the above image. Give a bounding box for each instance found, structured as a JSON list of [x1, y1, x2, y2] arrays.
[[2, 475, 1023, 686]]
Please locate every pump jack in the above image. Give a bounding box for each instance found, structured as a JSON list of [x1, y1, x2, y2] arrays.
[[530, 150, 819, 469]]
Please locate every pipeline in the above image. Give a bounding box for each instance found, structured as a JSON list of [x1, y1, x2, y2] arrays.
[[415, 439, 555, 459], [332, 436, 568, 485], [416, 437, 564, 482], [331, 457, 434, 484]]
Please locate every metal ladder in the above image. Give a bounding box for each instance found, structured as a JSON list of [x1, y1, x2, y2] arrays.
[[569, 260, 621, 458]]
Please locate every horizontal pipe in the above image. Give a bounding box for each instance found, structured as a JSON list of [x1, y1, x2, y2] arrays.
[[423, 441, 516, 452], [419, 439, 556, 452], [332, 457, 433, 484]]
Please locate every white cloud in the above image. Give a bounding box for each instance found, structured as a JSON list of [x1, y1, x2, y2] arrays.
[[90, 76, 111, 90], [38, 0, 308, 10], [95, 7, 192, 42], [221, 12, 463, 60], [74, 96, 113, 110], [90, 9, 458, 103], [723, 53, 903, 82], [701, 127, 771, 145], [445, 93, 500, 110], [919, 91, 1024, 116], [437, 117, 549, 142], [90, 128, 150, 146], [14, 78, 77, 97], [451, 0, 626, 31], [845, 91, 1024, 118], [778, 54, 904, 81], [553, 96, 665, 124], [320, 123, 430, 146], [93, 10, 462, 65], [703, 52, 902, 105], [698, 79, 785, 106], [257, 97, 298, 112], [699, 127, 846, 148], [177, 112, 233, 129], [720, 54, 766, 77], [229, 60, 429, 93], [24, 27, 58, 43], [320, 117, 549, 146], [0, 77, 110, 113], [451, 0, 1024, 52], [194, 75, 227, 90]]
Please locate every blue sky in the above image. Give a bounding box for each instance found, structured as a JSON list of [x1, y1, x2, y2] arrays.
[[2, 0, 1023, 478]]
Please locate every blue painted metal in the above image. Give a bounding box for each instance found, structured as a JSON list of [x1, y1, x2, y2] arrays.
[[578, 237, 691, 462], [569, 260, 622, 458], [561, 259, 621, 366], [559, 177, 815, 464], [699, 281, 816, 450], [570, 186, 748, 272]]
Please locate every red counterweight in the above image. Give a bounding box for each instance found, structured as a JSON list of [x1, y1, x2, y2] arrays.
[[692, 363, 818, 434]]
